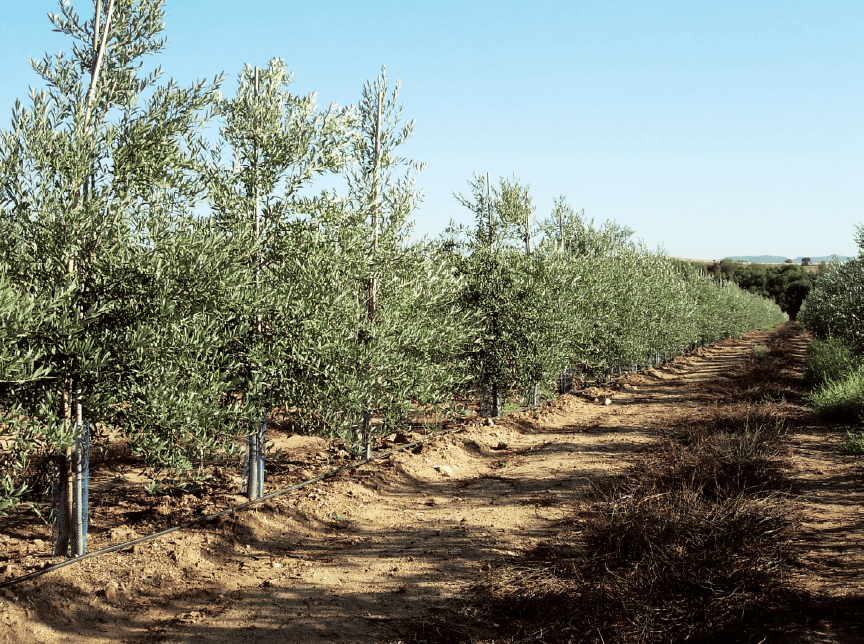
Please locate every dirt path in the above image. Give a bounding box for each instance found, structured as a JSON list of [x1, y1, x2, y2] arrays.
[[782, 331, 864, 642], [2, 327, 863, 643]]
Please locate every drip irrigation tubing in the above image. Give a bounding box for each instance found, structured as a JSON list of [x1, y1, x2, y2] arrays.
[[0, 335, 733, 591], [0, 425, 466, 590], [574, 337, 727, 391]]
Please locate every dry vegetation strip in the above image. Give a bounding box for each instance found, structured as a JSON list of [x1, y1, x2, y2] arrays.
[[405, 324, 864, 644]]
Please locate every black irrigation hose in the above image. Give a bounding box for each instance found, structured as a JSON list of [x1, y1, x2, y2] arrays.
[[0, 425, 467, 590], [577, 340, 713, 391], [0, 337, 735, 591]]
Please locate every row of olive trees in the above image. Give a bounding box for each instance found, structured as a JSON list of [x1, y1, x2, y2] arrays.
[[0, 0, 266, 545], [438, 180, 787, 406], [0, 0, 786, 524], [0, 1, 475, 521], [798, 227, 864, 352]]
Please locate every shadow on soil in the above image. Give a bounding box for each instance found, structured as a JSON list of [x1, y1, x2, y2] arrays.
[[8, 473, 590, 643], [6, 325, 863, 644], [391, 323, 864, 644]]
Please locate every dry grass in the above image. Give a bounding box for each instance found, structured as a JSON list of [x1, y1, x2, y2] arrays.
[[408, 325, 805, 644], [460, 411, 794, 644]]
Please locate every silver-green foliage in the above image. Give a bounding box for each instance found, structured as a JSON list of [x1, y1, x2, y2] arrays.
[[798, 227, 864, 424], [0, 1, 789, 513], [445, 174, 561, 400], [208, 64, 475, 451], [207, 58, 355, 431], [442, 185, 786, 402], [799, 232, 864, 353], [304, 69, 475, 445], [536, 202, 785, 373], [0, 0, 232, 503]]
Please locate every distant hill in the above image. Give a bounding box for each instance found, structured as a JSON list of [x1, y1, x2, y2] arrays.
[[723, 255, 851, 264], [724, 255, 788, 263]]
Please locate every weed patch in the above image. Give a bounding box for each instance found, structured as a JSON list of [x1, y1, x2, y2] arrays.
[[460, 411, 793, 644], [840, 429, 864, 454], [804, 337, 860, 387], [644, 414, 789, 500], [810, 366, 864, 422]]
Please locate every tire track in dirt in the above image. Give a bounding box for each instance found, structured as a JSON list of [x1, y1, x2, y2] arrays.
[[0, 330, 783, 644]]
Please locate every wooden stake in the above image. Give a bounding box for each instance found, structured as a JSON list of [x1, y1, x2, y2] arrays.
[[84, 0, 115, 125], [367, 92, 382, 324], [364, 91, 383, 461], [486, 172, 492, 249], [254, 66, 262, 335], [558, 203, 564, 252]]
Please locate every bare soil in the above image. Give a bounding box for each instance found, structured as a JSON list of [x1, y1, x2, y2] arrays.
[[1, 325, 862, 643]]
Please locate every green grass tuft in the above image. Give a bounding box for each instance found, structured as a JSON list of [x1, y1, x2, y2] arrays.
[[804, 337, 860, 386], [810, 365, 864, 422], [840, 430, 864, 454]]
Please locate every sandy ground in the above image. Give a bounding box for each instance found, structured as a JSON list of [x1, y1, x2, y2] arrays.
[[1, 326, 862, 643]]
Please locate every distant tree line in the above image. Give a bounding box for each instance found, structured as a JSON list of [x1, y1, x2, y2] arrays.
[[687, 259, 822, 320]]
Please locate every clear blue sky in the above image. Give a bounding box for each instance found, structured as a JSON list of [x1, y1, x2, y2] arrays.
[[1, 0, 861, 260]]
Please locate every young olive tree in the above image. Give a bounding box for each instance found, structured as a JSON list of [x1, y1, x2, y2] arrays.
[[208, 59, 355, 491], [0, 0, 221, 545], [331, 68, 473, 455], [448, 174, 558, 415]]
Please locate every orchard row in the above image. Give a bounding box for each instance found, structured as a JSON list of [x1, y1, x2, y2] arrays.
[[0, 1, 786, 518]]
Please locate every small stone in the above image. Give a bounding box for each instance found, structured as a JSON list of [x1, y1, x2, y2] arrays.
[[2, 589, 14, 599], [33, 539, 45, 549], [604, 398, 612, 406], [435, 465, 454, 476], [272, 561, 282, 568], [464, 439, 488, 452], [299, 470, 314, 479], [105, 580, 119, 602], [485, 418, 495, 427], [316, 451, 329, 459]]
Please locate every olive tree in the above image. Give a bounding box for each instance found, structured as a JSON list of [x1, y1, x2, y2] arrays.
[[0, 0, 222, 548]]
